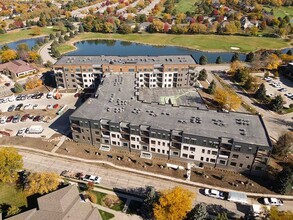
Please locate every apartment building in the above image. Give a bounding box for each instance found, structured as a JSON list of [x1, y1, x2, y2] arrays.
[[70, 72, 272, 175], [53, 55, 198, 90]]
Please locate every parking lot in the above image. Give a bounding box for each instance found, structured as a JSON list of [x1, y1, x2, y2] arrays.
[[0, 92, 78, 138], [262, 75, 293, 108]]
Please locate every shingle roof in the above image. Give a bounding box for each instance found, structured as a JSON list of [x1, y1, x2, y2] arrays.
[[0, 60, 36, 74], [6, 185, 102, 220]]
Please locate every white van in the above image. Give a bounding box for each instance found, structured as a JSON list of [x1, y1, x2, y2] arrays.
[[0, 116, 7, 124], [47, 92, 53, 99]]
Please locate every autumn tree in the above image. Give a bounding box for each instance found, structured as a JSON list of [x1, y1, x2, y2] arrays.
[[233, 68, 249, 83], [269, 207, 293, 220], [230, 61, 244, 73], [214, 88, 241, 110], [273, 132, 293, 157], [198, 69, 207, 81], [26, 172, 59, 195], [266, 54, 282, 70], [28, 51, 41, 62], [153, 186, 194, 220], [31, 27, 41, 36], [25, 77, 42, 90], [0, 147, 23, 183], [255, 83, 267, 100], [269, 95, 283, 112], [1, 49, 17, 62], [6, 206, 21, 217]]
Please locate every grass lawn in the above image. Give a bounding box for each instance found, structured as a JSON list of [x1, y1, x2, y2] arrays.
[[0, 27, 57, 45], [99, 210, 115, 220], [64, 32, 291, 54], [91, 191, 126, 211], [56, 44, 76, 54], [174, 0, 200, 13], [263, 6, 293, 19], [0, 183, 27, 208]]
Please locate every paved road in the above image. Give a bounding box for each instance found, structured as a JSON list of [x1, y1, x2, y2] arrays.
[[39, 41, 57, 64], [138, 0, 161, 15], [20, 151, 293, 217]]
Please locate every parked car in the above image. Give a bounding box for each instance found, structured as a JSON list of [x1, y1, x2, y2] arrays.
[[8, 96, 15, 102], [21, 114, 30, 122], [32, 104, 38, 109], [16, 95, 22, 101], [263, 198, 283, 206], [285, 93, 293, 97], [204, 189, 225, 200], [33, 115, 41, 122], [83, 174, 102, 184], [47, 104, 53, 109], [23, 104, 31, 110], [0, 116, 7, 124], [15, 103, 23, 111], [36, 93, 44, 99], [4, 82, 10, 86], [6, 115, 14, 123], [21, 94, 27, 100], [47, 92, 53, 99], [2, 97, 8, 103], [16, 128, 27, 136], [7, 105, 15, 112], [12, 115, 20, 123], [53, 104, 59, 109]]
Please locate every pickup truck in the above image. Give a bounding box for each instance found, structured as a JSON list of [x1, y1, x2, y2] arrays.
[[83, 174, 102, 184], [263, 197, 283, 206]]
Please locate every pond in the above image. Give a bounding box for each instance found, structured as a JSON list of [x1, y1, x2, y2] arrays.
[[3, 37, 45, 50], [67, 39, 247, 63]]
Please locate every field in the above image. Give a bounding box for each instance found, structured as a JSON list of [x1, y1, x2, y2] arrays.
[[263, 6, 293, 19], [99, 210, 114, 220], [62, 32, 291, 54], [0, 183, 27, 209], [56, 44, 76, 54], [0, 27, 57, 45], [174, 0, 199, 13]]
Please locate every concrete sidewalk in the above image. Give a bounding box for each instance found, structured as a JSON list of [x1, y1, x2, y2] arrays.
[[5, 145, 293, 200], [38, 41, 57, 64]]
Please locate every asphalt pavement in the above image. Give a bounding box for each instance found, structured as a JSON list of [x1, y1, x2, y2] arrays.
[[19, 150, 293, 218]]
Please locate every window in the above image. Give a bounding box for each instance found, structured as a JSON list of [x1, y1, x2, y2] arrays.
[[158, 141, 161, 145], [210, 159, 216, 163], [207, 150, 211, 154], [104, 139, 109, 144], [162, 150, 165, 154], [158, 149, 160, 153], [183, 146, 188, 150], [219, 160, 226, 165], [131, 137, 135, 141], [246, 156, 250, 159], [131, 144, 136, 148], [111, 134, 116, 138], [151, 148, 155, 152], [202, 149, 205, 153], [234, 146, 241, 152], [143, 146, 148, 150], [230, 162, 237, 167], [96, 138, 100, 142], [95, 131, 99, 135], [190, 147, 195, 152], [183, 154, 188, 158], [206, 158, 209, 162], [212, 151, 217, 155], [239, 163, 243, 168], [173, 151, 179, 156], [232, 154, 239, 159], [112, 141, 117, 145], [200, 157, 204, 161], [255, 166, 262, 171], [189, 155, 194, 159], [162, 142, 165, 147], [151, 140, 156, 144], [71, 74, 74, 77], [75, 135, 80, 139], [247, 165, 251, 169]]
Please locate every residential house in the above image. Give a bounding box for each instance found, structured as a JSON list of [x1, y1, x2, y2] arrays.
[[0, 60, 37, 80]]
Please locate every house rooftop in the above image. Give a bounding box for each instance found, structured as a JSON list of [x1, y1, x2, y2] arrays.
[[55, 55, 197, 66], [0, 60, 36, 74], [71, 73, 271, 147], [6, 185, 102, 220]]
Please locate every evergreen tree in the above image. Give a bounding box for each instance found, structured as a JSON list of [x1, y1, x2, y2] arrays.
[[192, 203, 208, 220], [198, 69, 207, 81], [64, 35, 70, 41], [49, 33, 55, 40], [199, 55, 208, 65], [234, 68, 249, 83], [287, 50, 292, 55], [269, 95, 283, 112], [215, 212, 228, 220], [216, 56, 222, 64], [140, 186, 158, 220], [207, 80, 216, 94], [79, 24, 84, 33], [231, 52, 240, 62], [244, 75, 253, 90], [255, 83, 267, 100], [69, 32, 74, 38], [274, 166, 293, 194], [14, 82, 23, 93], [245, 52, 254, 62], [58, 36, 65, 43]]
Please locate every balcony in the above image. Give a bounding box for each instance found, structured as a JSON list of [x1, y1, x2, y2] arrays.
[[140, 131, 149, 137]]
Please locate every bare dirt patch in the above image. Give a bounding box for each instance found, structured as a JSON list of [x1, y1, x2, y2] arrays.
[[0, 136, 56, 151]]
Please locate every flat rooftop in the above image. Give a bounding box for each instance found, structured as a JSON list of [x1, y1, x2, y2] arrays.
[[71, 74, 270, 146], [55, 55, 197, 65]]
